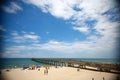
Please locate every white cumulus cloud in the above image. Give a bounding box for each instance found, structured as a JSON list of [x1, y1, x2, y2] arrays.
[[23, 0, 79, 20], [8, 31, 40, 43], [2, 2, 22, 13], [3, 0, 119, 58], [3, 39, 117, 58], [73, 27, 89, 34]]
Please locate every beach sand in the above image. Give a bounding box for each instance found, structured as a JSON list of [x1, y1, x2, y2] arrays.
[[1, 66, 119, 80]]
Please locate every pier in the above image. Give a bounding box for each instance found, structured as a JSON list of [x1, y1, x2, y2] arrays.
[[32, 58, 120, 74]]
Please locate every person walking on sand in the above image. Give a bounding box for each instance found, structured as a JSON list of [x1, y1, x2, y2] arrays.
[[44, 69, 48, 75], [77, 68, 80, 71]]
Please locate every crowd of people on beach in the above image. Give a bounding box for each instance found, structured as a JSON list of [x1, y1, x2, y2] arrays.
[[22, 64, 81, 75], [1, 65, 120, 80], [22, 65, 61, 75]]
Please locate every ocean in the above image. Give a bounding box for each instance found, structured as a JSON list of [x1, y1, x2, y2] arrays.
[[0, 58, 42, 69], [0, 58, 119, 69]]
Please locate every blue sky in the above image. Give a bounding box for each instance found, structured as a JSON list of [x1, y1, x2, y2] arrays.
[[0, 0, 119, 58]]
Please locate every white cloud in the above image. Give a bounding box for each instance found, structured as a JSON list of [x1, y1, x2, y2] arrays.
[[23, 0, 79, 20], [24, 34, 39, 40], [22, 0, 119, 38], [2, 2, 22, 13], [3, 0, 118, 58], [30, 32, 35, 34], [9, 31, 40, 43], [73, 27, 89, 34], [3, 39, 117, 58]]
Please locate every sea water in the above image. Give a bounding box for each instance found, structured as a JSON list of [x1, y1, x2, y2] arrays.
[[0, 58, 42, 69], [0, 58, 119, 69]]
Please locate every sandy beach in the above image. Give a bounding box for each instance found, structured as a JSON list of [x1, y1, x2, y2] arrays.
[[1, 66, 119, 80]]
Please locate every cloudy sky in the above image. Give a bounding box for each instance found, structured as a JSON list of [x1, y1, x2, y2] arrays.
[[0, 0, 119, 58]]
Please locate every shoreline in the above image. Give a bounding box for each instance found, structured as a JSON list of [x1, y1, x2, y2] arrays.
[[32, 58, 120, 74], [1, 58, 120, 74]]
